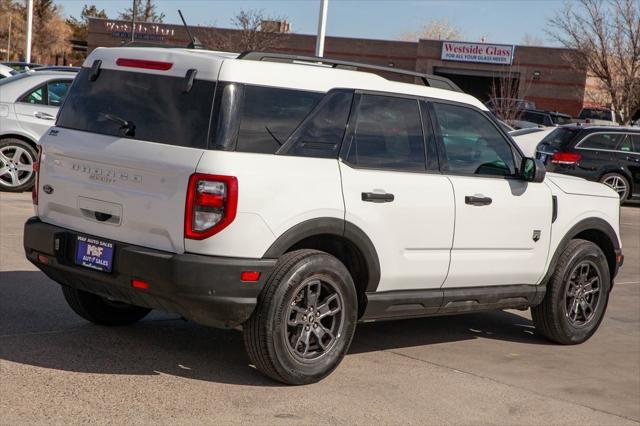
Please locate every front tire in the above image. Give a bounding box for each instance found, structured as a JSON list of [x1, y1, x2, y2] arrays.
[[532, 239, 610, 344], [62, 286, 151, 326], [0, 138, 37, 192], [244, 249, 358, 385]]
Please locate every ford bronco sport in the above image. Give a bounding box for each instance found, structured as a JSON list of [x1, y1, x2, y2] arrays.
[[24, 48, 624, 385]]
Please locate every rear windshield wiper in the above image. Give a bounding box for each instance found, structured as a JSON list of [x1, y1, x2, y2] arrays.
[[101, 113, 136, 137], [265, 126, 283, 146]]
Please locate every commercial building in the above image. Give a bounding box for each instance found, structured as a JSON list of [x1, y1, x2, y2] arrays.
[[87, 18, 588, 116]]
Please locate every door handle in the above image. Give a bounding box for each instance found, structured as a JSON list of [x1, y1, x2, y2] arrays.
[[465, 195, 492, 206], [362, 192, 394, 203], [34, 112, 55, 120], [627, 156, 640, 163]]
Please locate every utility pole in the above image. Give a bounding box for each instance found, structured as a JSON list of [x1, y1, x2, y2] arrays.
[[25, 0, 33, 62], [131, 0, 137, 42], [315, 0, 328, 57], [6, 15, 11, 61]]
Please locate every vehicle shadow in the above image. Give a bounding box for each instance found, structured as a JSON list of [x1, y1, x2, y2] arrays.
[[0, 270, 548, 386]]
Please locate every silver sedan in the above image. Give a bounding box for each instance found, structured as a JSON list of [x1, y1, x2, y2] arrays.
[[0, 70, 76, 191]]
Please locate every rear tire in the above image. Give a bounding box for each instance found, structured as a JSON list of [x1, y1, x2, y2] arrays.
[[0, 138, 37, 193], [600, 172, 630, 203], [531, 239, 610, 344], [62, 286, 151, 326], [243, 249, 358, 385]]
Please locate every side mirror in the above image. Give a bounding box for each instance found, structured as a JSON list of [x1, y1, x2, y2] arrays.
[[521, 157, 546, 183]]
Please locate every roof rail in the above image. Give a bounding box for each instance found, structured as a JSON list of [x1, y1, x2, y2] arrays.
[[237, 51, 463, 93]]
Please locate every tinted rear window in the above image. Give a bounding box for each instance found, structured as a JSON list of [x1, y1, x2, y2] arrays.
[[540, 127, 580, 148], [57, 68, 216, 148], [579, 109, 612, 120]]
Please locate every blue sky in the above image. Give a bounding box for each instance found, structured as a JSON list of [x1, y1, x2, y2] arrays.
[[55, 0, 566, 46]]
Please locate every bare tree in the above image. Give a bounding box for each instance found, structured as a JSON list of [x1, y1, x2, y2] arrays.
[[521, 33, 545, 46], [199, 9, 289, 52], [118, 0, 164, 23], [548, 0, 640, 124], [399, 18, 463, 42], [489, 64, 533, 122]]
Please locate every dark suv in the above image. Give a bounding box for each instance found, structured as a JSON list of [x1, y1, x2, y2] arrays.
[[536, 124, 640, 202]]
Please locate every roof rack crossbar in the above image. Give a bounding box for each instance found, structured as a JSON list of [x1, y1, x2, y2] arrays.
[[237, 51, 463, 93]]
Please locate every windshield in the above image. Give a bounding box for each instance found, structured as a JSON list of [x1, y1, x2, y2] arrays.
[[551, 114, 572, 125], [57, 68, 216, 148], [579, 108, 612, 120]]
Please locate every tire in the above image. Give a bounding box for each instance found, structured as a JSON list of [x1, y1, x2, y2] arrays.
[[532, 239, 610, 345], [62, 286, 151, 326], [243, 249, 358, 385], [600, 172, 630, 203], [0, 138, 37, 192]]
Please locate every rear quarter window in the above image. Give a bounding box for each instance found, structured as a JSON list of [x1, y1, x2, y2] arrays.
[[540, 127, 579, 148], [578, 133, 625, 150]]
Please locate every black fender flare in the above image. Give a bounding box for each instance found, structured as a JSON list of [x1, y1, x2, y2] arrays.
[[542, 217, 620, 286], [262, 217, 381, 292]]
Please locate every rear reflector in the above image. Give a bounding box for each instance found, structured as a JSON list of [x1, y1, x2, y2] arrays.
[[37, 254, 49, 265], [116, 58, 173, 71], [551, 152, 581, 165], [240, 271, 261, 282], [131, 279, 150, 290]]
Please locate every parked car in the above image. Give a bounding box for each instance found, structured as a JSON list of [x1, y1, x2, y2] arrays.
[[0, 70, 76, 191], [574, 107, 617, 126], [485, 97, 537, 111], [0, 63, 18, 79], [2, 61, 43, 72], [510, 127, 555, 157], [25, 47, 623, 385], [536, 124, 640, 202], [517, 110, 573, 127]]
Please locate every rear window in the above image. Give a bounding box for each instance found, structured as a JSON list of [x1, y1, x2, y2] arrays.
[[57, 68, 216, 148], [540, 127, 579, 148], [550, 114, 572, 125]]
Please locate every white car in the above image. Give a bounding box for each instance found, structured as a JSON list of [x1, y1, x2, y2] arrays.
[[0, 70, 76, 191], [24, 47, 623, 385], [510, 127, 556, 157], [0, 63, 18, 79]]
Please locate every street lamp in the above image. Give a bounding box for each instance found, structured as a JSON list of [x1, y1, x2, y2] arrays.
[[315, 0, 328, 57]]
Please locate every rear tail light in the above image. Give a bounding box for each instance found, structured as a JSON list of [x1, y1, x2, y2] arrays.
[[115, 58, 173, 70], [551, 152, 581, 165], [185, 173, 238, 240], [32, 146, 42, 205]]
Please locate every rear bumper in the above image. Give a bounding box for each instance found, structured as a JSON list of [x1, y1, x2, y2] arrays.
[[23, 217, 276, 328]]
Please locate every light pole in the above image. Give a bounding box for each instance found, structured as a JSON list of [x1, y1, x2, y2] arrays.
[[131, 0, 137, 42], [25, 0, 33, 62], [315, 0, 328, 57]]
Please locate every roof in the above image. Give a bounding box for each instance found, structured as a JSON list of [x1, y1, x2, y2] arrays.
[[84, 47, 487, 110], [558, 123, 639, 132]]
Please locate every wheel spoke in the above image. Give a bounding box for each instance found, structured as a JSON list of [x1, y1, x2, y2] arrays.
[[306, 280, 321, 308], [317, 294, 341, 320], [0, 152, 11, 164], [313, 323, 335, 350], [9, 170, 19, 186], [583, 277, 599, 296], [16, 163, 33, 172], [0, 166, 10, 177], [11, 147, 26, 162]]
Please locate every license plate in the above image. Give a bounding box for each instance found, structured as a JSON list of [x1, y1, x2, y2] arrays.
[[75, 235, 114, 273]]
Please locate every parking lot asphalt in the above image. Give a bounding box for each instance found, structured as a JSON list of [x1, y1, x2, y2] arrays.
[[1, 192, 638, 425]]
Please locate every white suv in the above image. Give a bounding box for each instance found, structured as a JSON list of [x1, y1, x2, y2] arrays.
[[24, 47, 624, 385]]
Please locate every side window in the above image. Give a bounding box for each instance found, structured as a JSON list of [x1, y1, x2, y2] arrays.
[[286, 90, 353, 158], [47, 80, 72, 107], [19, 84, 45, 105], [346, 94, 425, 171], [236, 85, 323, 154], [579, 133, 623, 150], [433, 102, 516, 176], [631, 135, 640, 153]]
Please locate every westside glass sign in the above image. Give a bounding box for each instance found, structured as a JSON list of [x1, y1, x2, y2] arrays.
[[441, 41, 514, 65]]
